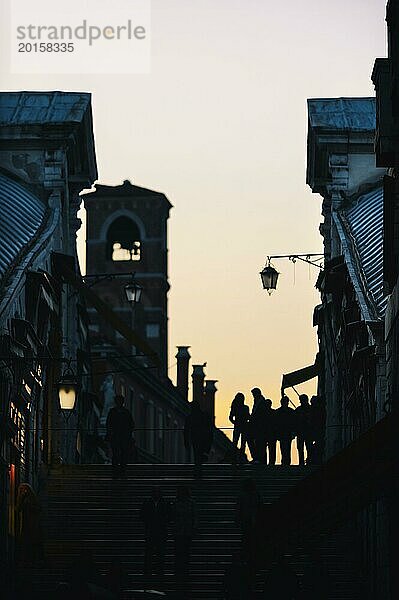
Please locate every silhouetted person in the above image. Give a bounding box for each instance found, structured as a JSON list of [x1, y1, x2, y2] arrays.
[[263, 554, 300, 599], [54, 582, 74, 600], [229, 392, 250, 464], [106, 395, 134, 476], [275, 396, 295, 465], [248, 388, 269, 463], [173, 486, 197, 585], [103, 560, 128, 598], [16, 483, 43, 566], [300, 552, 329, 599], [15, 574, 46, 600], [68, 549, 111, 599], [184, 400, 213, 477], [310, 395, 326, 465], [140, 486, 171, 578], [265, 398, 277, 466], [223, 552, 252, 600], [295, 394, 313, 466], [236, 478, 262, 567]]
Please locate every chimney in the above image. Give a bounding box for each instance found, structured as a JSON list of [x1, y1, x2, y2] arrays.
[[176, 346, 191, 401], [204, 380, 218, 421], [192, 363, 206, 407]]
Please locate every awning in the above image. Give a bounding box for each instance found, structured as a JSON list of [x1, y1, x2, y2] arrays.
[[313, 304, 324, 327], [281, 362, 319, 391]]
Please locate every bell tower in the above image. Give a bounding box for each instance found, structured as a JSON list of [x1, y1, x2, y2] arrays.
[[84, 179, 171, 374]]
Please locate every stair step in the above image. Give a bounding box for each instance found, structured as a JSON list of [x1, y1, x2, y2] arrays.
[[17, 464, 361, 600]]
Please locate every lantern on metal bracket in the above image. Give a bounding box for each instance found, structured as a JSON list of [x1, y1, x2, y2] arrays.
[[260, 259, 280, 295]]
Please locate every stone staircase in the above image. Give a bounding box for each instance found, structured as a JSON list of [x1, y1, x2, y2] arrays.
[[16, 464, 362, 599]]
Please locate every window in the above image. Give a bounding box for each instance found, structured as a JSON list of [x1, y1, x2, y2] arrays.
[[10, 402, 26, 469], [106, 216, 141, 262], [146, 324, 160, 339]]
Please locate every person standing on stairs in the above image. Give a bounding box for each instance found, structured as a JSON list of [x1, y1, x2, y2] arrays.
[[263, 554, 300, 599], [229, 392, 250, 464], [106, 394, 135, 477], [247, 388, 269, 463], [223, 552, 252, 600], [275, 396, 296, 466], [172, 486, 198, 590], [264, 398, 277, 466], [299, 550, 329, 600], [236, 478, 262, 571], [140, 486, 171, 581], [15, 483, 43, 566], [184, 400, 214, 478], [295, 394, 313, 466]]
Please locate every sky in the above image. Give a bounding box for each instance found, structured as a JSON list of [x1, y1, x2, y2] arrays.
[[1, 0, 387, 429]]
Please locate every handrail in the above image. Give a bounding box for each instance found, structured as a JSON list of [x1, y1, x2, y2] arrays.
[[22, 426, 236, 432]]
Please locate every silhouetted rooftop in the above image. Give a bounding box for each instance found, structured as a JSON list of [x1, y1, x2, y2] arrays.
[[0, 91, 92, 125], [85, 180, 172, 207], [308, 97, 376, 131]]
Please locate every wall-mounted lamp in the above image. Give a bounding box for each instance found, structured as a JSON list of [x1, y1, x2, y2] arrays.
[[260, 254, 323, 294]]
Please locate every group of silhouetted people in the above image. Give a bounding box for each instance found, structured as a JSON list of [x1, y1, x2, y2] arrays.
[[230, 389, 326, 466], [104, 389, 326, 473]]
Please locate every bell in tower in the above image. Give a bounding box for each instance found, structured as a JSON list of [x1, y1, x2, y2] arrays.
[[106, 216, 142, 262]]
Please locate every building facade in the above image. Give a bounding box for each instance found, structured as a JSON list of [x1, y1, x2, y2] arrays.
[[372, 2, 399, 597], [0, 91, 232, 575], [307, 97, 387, 458], [307, 98, 391, 596], [0, 92, 100, 567]]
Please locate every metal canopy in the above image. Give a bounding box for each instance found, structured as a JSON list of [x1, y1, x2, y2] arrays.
[[281, 362, 319, 391]]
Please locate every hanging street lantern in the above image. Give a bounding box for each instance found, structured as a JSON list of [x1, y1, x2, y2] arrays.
[[260, 253, 323, 295], [124, 280, 143, 305], [57, 365, 77, 412], [260, 261, 280, 295]]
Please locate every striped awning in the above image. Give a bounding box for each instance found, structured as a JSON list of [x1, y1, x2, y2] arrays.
[[0, 173, 46, 279]]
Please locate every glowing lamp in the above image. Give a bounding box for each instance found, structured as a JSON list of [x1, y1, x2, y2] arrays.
[[57, 369, 77, 411]]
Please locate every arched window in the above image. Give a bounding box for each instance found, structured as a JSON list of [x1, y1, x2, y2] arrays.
[[106, 216, 141, 261]]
